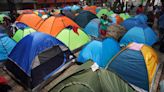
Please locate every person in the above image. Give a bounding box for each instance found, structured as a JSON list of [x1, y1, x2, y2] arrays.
[[147, 3, 154, 12], [136, 4, 144, 14], [100, 14, 109, 38], [158, 7, 164, 52]]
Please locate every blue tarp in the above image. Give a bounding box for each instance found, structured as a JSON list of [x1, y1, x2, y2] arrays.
[[120, 25, 158, 46], [0, 33, 16, 61], [78, 38, 120, 68], [8, 32, 65, 76], [84, 18, 100, 38], [108, 49, 149, 91]]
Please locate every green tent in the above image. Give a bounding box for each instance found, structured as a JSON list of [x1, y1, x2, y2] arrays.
[[119, 13, 131, 20], [96, 9, 113, 18], [108, 11, 115, 17], [50, 61, 135, 92], [0, 14, 10, 24], [56, 28, 90, 51], [12, 28, 36, 42]]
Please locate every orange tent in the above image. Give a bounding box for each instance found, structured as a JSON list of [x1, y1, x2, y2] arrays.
[[115, 15, 124, 24], [37, 16, 80, 36], [16, 14, 43, 30], [83, 6, 97, 14]]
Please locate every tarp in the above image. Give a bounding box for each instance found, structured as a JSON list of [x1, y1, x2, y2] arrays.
[[12, 28, 36, 42], [74, 11, 97, 28], [16, 14, 43, 30], [120, 25, 158, 46], [9, 32, 65, 76], [84, 18, 100, 38], [56, 28, 90, 51], [106, 24, 127, 40], [78, 38, 120, 68], [107, 43, 159, 91], [50, 61, 134, 92], [38, 16, 79, 36], [0, 34, 16, 61]]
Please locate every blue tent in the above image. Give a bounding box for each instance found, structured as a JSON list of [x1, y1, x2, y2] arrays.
[[78, 38, 120, 68], [120, 25, 158, 46], [121, 18, 146, 30], [84, 18, 100, 38], [134, 14, 148, 24], [107, 43, 159, 91], [63, 6, 72, 11], [0, 33, 16, 62], [71, 5, 80, 11], [6, 32, 74, 89], [15, 22, 28, 30]]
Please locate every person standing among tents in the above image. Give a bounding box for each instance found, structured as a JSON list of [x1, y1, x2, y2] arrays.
[[136, 4, 144, 14], [100, 14, 109, 38], [158, 7, 164, 52]]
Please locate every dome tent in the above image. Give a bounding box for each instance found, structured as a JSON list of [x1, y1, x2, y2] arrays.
[[5, 32, 75, 90], [0, 33, 16, 62], [120, 25, 158, 46], [107, 43, 159, 91], [78, 38, 120, 68]]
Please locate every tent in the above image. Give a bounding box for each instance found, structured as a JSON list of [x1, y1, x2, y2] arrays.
[[12, 28, 36, 42], [84, 18, 100, 38], [109, 14, 124, 24], [0, 14, 10, 24], [50, 61, 135, 92], [62, 10, 75, 20], [119, 13, 131, 20], [16, 14, 43, 30], [120, 25, 158, 46], [78, 38, 120, 68], [96, 9, 113, 18], [15, 22, 28, 30], [106, 24, 127, 40], [121, 18, 147, 30], [107, 42, 159, 91], [63, 6, 72, 11], [134, 14, 148, 24], [0, 33, 16, 62], [5, 32, 75, 89], [56, 28, 90, 51], [74, 11, 97, 28], [38, 16, 79, 36], [71, 5, 80, 11], [83, 6, 97, 14]]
